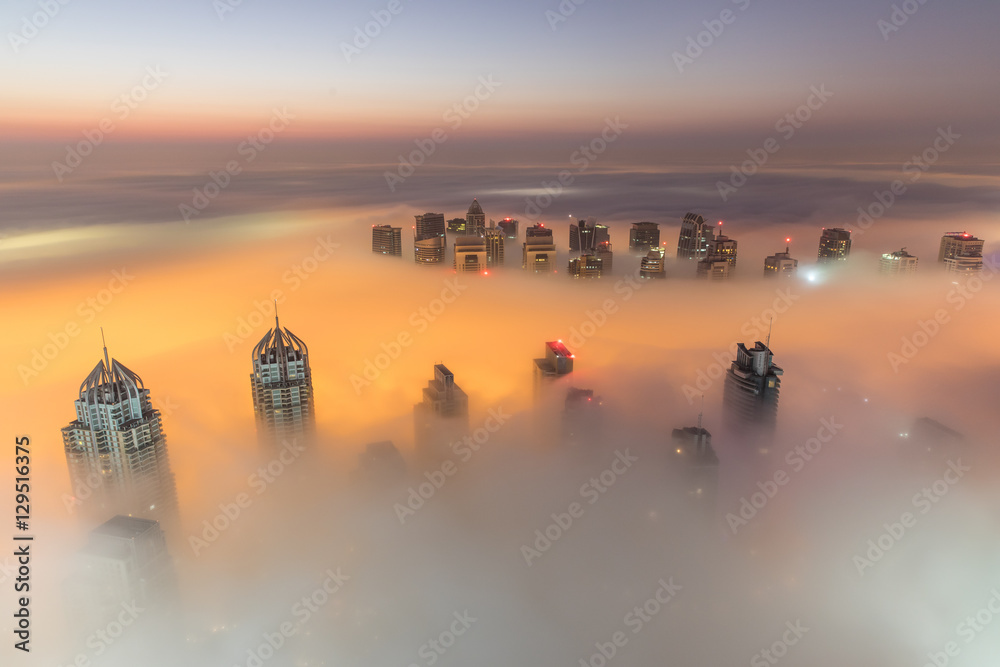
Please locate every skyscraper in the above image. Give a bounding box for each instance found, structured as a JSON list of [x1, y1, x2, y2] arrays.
[[562, 388, 603, 448], [764, 244, 798, 277], [414, 365, 470, 459], [454, 236, 487, 273], [629, 222, 660, 253], [640, 249, 666, 279], [697, 257, 732, 280], [670, 419, 719, 513], [498, 217, 519, 239], [817, 228, 852, 263], [880, 248, 918, 275], [466, 198, 486, 236], [568, 254, 603, 278], [594, 240, 613, 274], [372, 225, 402, 257], [484, 225, 505, 268], [61, 337, 177, 523], [709, 234, 738, 268], [533, 340, 574, 395], [447, 218, 467, 234], [938, 232, 984, 274], [723, 341, 783, 431], [676, 213, 715, 260], [414, 213, 447, 265], [523, 224, 557, 273], [569, 218, 608, 252], [250, 313, 315, 448]]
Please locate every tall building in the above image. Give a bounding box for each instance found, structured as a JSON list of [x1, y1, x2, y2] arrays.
[[764, 245, 798, 277], [523, 224, 557, 273], [594, 240, 613, 274], [484, 225, 505, 268], [454, 236, 487, 273], [498, 217, 519, 239], [71, 516, 173, 613], [697, 239, 734, 279], [250, 313, 315, 448], [372, 225, 402, 257], [723, 341, 783, 431], [817, 228, 852, 263], [414, 365, 470, 459], [670, 420, 719, 513], [629, 222, 660, 253], [880, 248, 918, 275], [466, 198, 486, 237], [938, 232, 984, 274], [356, 441, 406, 485], [640, 248, 666, 279], [676, 213, 715, 260], [61, 337, 177, 523], [414, 213, 447, 265], [568, 254, 603, 278], [446, 218, 467, 234], [569, 218, 608, 252], [938, 232, 984, 262], [710, 234, 738, 268], [533, 340, 574, 394], [562, 388, 603, 448]]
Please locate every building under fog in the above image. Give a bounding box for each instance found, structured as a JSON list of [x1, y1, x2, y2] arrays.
[[251, 314, 315, 448], [498, 217, 519, 239], [68, 515, 174, 623], [484, 225, 505, 268], [764, 245, 798, 277], [880, 248, 918, 275], [454, 236, 487, 273], [372, 225, 402, 257], [697, 256, 732, 280], [447, 218, 467, 234], [568, 254, 603, 279], [595, 241, 613, 274], [629, 222, 660, 253], [562, 388, 603, 448], [670, 421, 719, 513], [533, 340, 575, 396], [676, 212, 715, 260], [939, 232, 984, 274], [570, 219, 609, 252], [414, 364, 470, 459], [356, 441, 407, 485], [640, 249, 666, 279], [466, 198, 486, 237], [61, 339, 178, 523], [817, 228, 852, 263], [414, 213, 447, 265], [944, 254, 984, 274], [523, 224, 557, 273], [723, 341, 783, 431]]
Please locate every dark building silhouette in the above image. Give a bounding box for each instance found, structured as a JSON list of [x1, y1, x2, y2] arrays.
[[466, 199, 486, 237], [498, 217, 519, 239], [562, 388, 603, 448], [595, 241, 613, 274], [723, 341, 783, 431], [629, 222, 660, 253], [670, 421, 719, 515], [414, 365, 469, 460], [677, 212, 715, 260], [568, 254, 603, 278], [533, 341, 574, 396], [817, 227, 852, 263], [414, 213, 447, 265]]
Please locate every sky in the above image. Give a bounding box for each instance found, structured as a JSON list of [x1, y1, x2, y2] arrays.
[[2, 1, 1000, 665]]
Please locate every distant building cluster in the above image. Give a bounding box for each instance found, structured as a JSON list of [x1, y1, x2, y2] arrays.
[[372, 199, 987, 280]]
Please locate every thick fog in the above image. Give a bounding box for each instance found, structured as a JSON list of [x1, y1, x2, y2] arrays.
[[1, 198, 999, 666]]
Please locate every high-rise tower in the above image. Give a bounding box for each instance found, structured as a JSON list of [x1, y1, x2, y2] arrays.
[[629, 222, 660, 253], [250, 312, 315, 448], [723, 341, 783, 431], [817, 228, 852, 263], [676, 213, 715, 260], [372, 225, 402, 257], [61, 335, 177, 523], [414, 213, 447, 265], [466, 199, 486, 237]]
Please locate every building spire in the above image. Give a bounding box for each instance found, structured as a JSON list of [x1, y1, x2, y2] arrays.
[[697, 394, 704, 429], [765, 317, 773, 350], [274, 299, 279, 331], [101, 327, 111, 370]]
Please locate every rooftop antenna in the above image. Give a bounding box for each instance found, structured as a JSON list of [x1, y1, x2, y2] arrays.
[[274, 299, 279, 331], [697, 394, 704, 430], [765, 317, 773, 350], [101, 327, 111, 370]]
